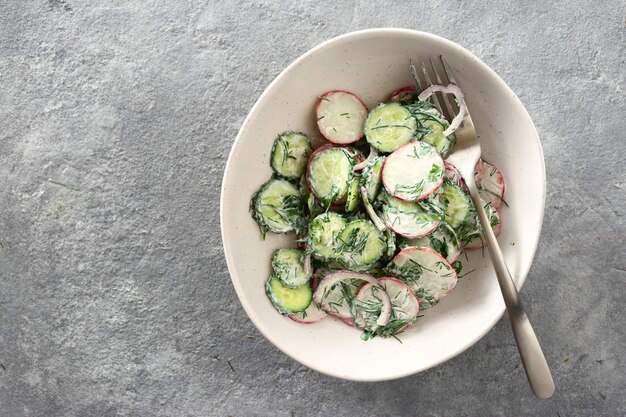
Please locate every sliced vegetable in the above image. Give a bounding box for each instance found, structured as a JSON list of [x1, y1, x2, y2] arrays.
[[437, 182, 471, 229], [418, 83, 467, 136], [388, 86, 418, 104], [382, 141, 445, 202], [476, 159, 506, 210], [464, 210, 502, 250], [266, 275, 313, 314], [289, 302, 328, 324], [353, 283, 392, 334], [364, 102, 417, 152], [251, 178, 306, 235], [377, 277, 420, 334], [313, 270, 377, 319], [337, 219, 387, 270], [360, 186, 387, 232], [307, 146, 354, 206], [271, 248, 312, 288], [345, 176, 361, 212], [381, 192, 440, 238], [270, 131, 312, 179], [307, 212, 347, 261], [401, 223, 461, 263], [361, 155, 385, 201], [387, 246, 458, 303], [316, 90, 368, 144]]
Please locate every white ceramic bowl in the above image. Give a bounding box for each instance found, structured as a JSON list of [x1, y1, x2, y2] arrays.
[[221, 29, 545, 381]]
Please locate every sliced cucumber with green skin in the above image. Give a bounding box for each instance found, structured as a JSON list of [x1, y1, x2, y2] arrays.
[[270, 131, 312, 179], [271, 248, 312, 288], [364, 102, 417, 153], [456, 198, 499, 244], [307, 147, 354, 206], [307, 212, 347, 261], [251, 178, 306, 235], [266, 275, 312, 314], [437, 182, 471, 229], [401, 223, 461, 263], [381, 192, 441, 239], [361, 156, 385, 201], [316, 90, 368, 144], [344, 176, 361, 212], [387, 246, 457, 303], [382, 141, 445, 202], [417, 110, 454, 155], [337, 219, 387, 271]]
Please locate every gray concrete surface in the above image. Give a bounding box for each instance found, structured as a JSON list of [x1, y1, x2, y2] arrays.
[[0, 1, 624, 416]]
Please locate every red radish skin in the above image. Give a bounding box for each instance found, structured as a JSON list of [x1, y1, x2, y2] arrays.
[[354, 283, 392, 329], [377, 277, 420, 333], [384, 209, 440, 239], [391, 246, 458, 302], [444, 161, 467, 192], [288, 301, 328, 324], [381, 142, 445, 202], [316, 90, 368, 144], [464, 212, 503, 250], [475, 160, 506, 210], [312, 270, 377, 320], [388, 86, 418, 103]]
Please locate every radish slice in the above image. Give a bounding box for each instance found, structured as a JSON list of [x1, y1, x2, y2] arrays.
[[354, 283, 392, 332], [316, 90, 368, 144], [378, 277, 420, 334], [388, 86, 418, 104], [353, 147, 378, 171], [464, 210, 502, 250], [444, 161, 467, 192], [289, 302, 328, 324], [401, 223, 462, 264], [313, 271, 377, 320], [418, 84, 467, 136], [475, 160, 506, 210], [388, 247, 458, 303], [382, 193, 440, 239], [382, 141, 445, 202]]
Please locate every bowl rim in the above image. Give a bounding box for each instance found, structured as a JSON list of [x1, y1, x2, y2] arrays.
[[220, 28, 546, 381]]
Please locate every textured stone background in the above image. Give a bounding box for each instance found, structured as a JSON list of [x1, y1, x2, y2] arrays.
[[0, 1, 624, 416]]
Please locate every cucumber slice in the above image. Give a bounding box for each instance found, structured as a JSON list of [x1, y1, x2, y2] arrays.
[[251, 178, 306, 235], [437, 182, 471, 229], [266, 275, 313, 314], [381, 193, 441, 239], [316, 91, 368, 144], [361, 156, 385, 201], [382, 141, 444, 202], [344, 176, 361, 212], [270, 131, 312, 179], [387, 246, 457, 303], [401, 223, 461, 263], [271, 248, 312, 288], [337, 219, 387, 271], [364, 102, 417, 153], [307, 147, 354, 206], [307, 212, 347, 261], [456, 198, 500, 244], [463, 208, 502, 249], [417, 110, 454, 155]]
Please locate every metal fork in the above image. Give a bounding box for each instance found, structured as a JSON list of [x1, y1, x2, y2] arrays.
[[414, 56, 555, 399]]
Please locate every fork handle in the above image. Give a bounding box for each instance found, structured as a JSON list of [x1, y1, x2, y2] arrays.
[[468, 186, 555, 399]]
